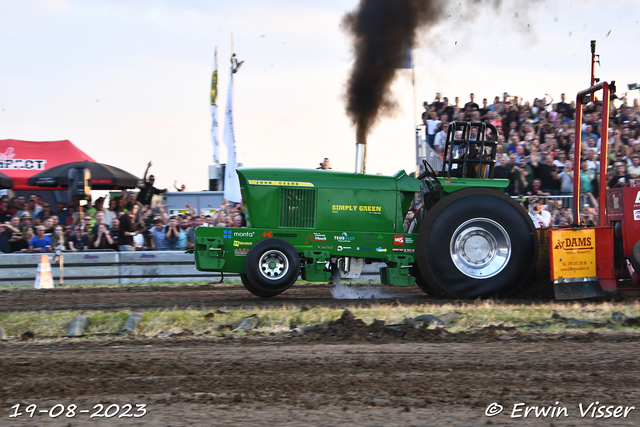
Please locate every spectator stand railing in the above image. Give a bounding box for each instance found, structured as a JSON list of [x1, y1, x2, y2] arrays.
[[511, 194, 594, 227], [415, 125, 443, 175], [512, 194, 591, 210]]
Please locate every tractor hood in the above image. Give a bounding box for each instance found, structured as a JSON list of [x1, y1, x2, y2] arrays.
[[237, 168, 420, 233], [238, 168, 420, 191]]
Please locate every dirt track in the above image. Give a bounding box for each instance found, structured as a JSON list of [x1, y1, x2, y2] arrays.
[[3, 284, 640, 426], [0, 283, 431, 312], [3, 330, 640, 426]]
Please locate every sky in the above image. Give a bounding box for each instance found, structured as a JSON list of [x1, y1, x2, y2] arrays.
[[2, 0, 640, 194]]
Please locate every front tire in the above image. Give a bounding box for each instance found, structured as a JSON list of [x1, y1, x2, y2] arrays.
[[415, 188, 538, 298], [240, 273, 270, 298], [243, 238, 300, 298]]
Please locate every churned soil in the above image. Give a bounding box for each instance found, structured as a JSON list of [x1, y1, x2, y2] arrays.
[[2, 315, 640, 426]]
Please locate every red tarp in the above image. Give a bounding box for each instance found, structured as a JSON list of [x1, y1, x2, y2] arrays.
[[0, 139, 95, 190]]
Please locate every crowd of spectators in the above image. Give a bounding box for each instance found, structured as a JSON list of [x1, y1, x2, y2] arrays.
[[422, 91, 640, 226], [0, 161, 248, 254], [0, 192, 248, 254]]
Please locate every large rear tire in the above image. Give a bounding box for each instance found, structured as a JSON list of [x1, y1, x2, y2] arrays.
[[410, 265, 437, 296], [243, 238, 300, 298], [415, 188, 538, 298]]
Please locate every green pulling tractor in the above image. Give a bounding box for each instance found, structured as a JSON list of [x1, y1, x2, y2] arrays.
[[194, 122, 538, 298]]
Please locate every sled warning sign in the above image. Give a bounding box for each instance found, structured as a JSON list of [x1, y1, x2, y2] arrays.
[[549, 228, 596, 279]]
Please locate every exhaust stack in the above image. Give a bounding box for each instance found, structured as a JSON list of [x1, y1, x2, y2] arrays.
[[355, 142, 367, 173]]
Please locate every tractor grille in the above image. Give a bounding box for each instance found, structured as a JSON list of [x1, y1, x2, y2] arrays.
[[280, 187, 315, 228]]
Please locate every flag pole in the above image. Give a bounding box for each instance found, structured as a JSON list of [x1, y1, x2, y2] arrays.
[[412, 46, 420, 174], [209, 45, 222, 190], [222, 32, 243, 203], [412, 46, 417, 130], [211, 46, 219, 165]]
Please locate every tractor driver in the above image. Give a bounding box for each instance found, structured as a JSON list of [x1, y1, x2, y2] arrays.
[[451, 126, 485, 178]]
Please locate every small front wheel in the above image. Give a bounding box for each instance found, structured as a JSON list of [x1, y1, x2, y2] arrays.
[[240, 273, 270, 298], [243, 238, 300, 298]]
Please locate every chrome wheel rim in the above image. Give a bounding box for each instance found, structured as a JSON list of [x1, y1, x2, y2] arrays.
[[450, 218, 511, 279], [259, 250, 289, 280]]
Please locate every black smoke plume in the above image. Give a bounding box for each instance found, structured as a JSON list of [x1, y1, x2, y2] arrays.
[[343, 0, 445, 144], [343, 0, 540, 144]]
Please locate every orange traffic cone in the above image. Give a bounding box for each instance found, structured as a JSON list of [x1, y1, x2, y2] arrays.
[[34, 254, 54, 289]]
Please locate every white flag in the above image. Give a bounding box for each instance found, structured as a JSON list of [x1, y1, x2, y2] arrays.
[[210, 47, 219, 164], [223, 56, 242, 203]]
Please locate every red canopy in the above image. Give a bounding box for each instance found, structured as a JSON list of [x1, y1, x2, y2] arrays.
[[0, 139, 95, 190]]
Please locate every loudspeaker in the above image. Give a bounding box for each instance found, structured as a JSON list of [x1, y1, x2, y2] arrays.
[[208, 164, 225, 191], [68, 167, 91, 200]]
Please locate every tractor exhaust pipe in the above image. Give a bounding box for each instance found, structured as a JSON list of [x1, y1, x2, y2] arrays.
[[355, 142, 367, 174]]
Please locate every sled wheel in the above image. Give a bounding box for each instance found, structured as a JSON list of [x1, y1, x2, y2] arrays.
[[630, 240, 640, 274], [415, 188, 538, 298], [243, 238, 300, 298]]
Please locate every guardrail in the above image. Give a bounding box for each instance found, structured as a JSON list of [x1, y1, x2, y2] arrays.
[[0, 251, 214, 287], [0, 251, 385, 287]]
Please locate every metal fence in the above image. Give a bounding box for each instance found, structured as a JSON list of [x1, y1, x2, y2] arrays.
[[415, 127, 442, 174], [511, 194, 592, 212], [0, 251, 212, 287], [0, 251, 386, 287]]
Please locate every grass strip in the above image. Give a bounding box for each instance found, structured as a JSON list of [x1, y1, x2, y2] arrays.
[[1, 300, 640, 338]]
